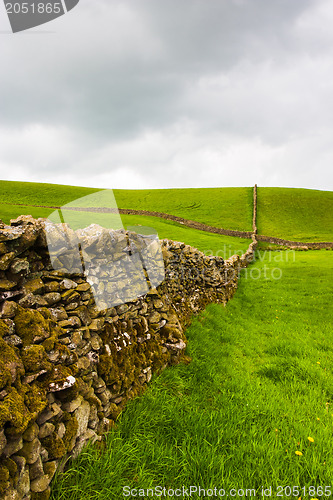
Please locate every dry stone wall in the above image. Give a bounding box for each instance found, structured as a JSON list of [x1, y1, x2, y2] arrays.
[[0, 215, 257, 500]]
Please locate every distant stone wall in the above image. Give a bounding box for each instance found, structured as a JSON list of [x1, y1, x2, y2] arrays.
[[256, 235, 333, 249], [0, 216, 256, 500]]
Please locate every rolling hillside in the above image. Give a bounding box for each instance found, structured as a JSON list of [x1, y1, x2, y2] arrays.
[[0, 180, 332, 243], [257, 187, 333, 242]]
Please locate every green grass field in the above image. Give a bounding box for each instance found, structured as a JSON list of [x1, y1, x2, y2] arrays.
[[1, 179, 332, 497], [257, 187, 333, 242], [121, 214, 250, 257], [50, 249, 333, 498], [0, 180, 253, 232], [0, 180, 100, 207], [114, 187, 253, 232], [1, 180, 333, 243]]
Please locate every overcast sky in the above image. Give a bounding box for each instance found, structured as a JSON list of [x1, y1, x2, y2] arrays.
[[0, 0, 333, 191]]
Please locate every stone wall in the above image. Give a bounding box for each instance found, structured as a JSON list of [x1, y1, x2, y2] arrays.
[[0, 215, 257, 500]]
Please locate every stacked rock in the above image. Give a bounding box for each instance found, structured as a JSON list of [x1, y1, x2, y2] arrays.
[[0, 216, 255, 499]]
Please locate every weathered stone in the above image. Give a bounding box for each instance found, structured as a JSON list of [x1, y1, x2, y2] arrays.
[[38, 423, 55, 439], [58, 316, 81, 328], [17, 438, 41, 464], [37, 403, 62, 425], [87, 351, 99, 364], [153, 299, 164, 309], [0, 428, 7, 454], [74, 400, 91, 436], [3, 334, 22, 348], [16, 468, 30, 497], [0, 252, 16, 271], [116, 304, 129, 315], [2, 436, 23, 457], [43, 292, 61, 305], [57, 423, 66, 439], [77, 357, 90, 373], [30, 474, 52, 493], [0, 300, 18, 318], [89, 318, 104, 331], [18, 293, 48, 308], [22, 278, 44, 295], [40, 448, 49, 462], [61, 290, 80, 303], [44, 281, 60, 293], [10, 258, 30, 274], [71, 330, 83, 347], [22, 423, 39, 442], [76, 282, 91, 292], [43, 461, 57, 481], [22, 369, 47, 384], [2, 488, 20, 500], [49, 307, 67, 322], [74, 305, 92, 326], [60, 278, 78, 290], [29, 456, 44, 481], [0, 279, 17, 291], [48, 375, 76, 393], [149, 311, 161, 323], [72, 429, 100, 459], [12, 456, 30, 497], [90, 335, 102, 351], [0, 242, 7, 254]]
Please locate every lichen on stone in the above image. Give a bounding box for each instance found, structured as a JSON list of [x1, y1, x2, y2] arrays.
[[21, 345, 52, 374], [61, 412, 78, 451], [0, 464, 10, 495], [14, 306, 51, 346], [41, 432, 66, 460]]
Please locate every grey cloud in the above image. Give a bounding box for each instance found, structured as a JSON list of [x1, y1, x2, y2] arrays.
[[0, 0, 332, 190]]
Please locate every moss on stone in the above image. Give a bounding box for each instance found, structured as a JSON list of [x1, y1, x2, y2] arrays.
[[0, 319, 10, 338], [42, 325, 64, 352], [41, 433, 66, 460], [21, 345, 51, 373], [0, 378, 47, 436], [0, 387, 31, 435], [1, 458, 17, 480], [31, 488, 51, 500], [24, 382, 48, 419], [0, 464, 10, 495], [97, 353, 117, 385], [36, 307, 52, 320], [0, 360, 11, 390], [61, 412, 78, 451], [14, 306, 51, 346], [108, 403, 121, 421], [0, 338, 24, 390]]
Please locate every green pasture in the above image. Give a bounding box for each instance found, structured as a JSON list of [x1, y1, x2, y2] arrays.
[[51, 250, 333, 498], [1, 181, 333, 243], [0, 180, 253, 232], [257, 187, 333, 242]]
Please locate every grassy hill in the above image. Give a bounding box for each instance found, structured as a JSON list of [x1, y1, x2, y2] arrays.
[[257, 187, 333, 242], [0, 180, 100, 207], [114, 187, 253, 232], [0, 180, 251, 257], [0, 180, 253, 232], [0, 180, 332, 243]]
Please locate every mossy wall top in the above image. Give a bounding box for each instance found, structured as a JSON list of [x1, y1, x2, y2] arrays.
[[0, 215, 256, 500]]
